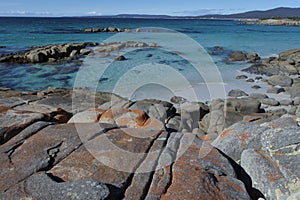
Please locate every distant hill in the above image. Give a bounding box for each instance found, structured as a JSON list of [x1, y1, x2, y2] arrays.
[[201, 7, 300, 19], [84, 7, 300, 20]]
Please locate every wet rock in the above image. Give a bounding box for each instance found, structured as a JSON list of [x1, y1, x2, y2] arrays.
[[228, 51, 247, 61], [84, 27, 125, 33], [0, 42, 97, 64], [246, 52, 260, 62], [246, 78, 255, 82], [228, 89, 248, 97], [251, 85, 261, 89], [268, 75, 293, 87], [115, 55, 126, 61], [236, 75, 248, 80]]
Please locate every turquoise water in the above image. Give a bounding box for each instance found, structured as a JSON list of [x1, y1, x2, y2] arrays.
[[0, 17, 300, 101]]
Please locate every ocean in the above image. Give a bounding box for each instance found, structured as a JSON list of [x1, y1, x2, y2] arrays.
[[0, 17, 300, 102]]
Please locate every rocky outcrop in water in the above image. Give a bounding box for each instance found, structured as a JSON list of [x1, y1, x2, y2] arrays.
[[0, 41, 159, 64], [0, 42, 98, 64], [84, 27, 131, 33]]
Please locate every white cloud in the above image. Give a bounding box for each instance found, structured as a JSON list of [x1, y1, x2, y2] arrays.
[[0, 10, 54, 16], [87, 11, 102, 16]]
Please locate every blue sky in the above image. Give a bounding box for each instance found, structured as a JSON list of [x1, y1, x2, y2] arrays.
[[0, 0, 299, 16]]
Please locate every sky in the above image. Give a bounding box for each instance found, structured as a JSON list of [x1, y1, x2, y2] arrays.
[[0, 0, 299, 17]]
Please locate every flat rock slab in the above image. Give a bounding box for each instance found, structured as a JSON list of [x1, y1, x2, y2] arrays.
[[0, 106, 46, 144], [0, 123, 103, 192], [1, 173, 109, 200]]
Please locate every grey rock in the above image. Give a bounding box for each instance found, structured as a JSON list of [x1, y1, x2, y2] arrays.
[[241, 149, 300, 200], [246, 52, 260, 61], [236, 75, 248, 79], [296, 107, 300, 125], [249, 93, 268, 99], [228, 51, 247, 61], [24, 173, 109, 200], [286, 82, 300, 98], [0, 108, 46, 144], [246, 78, 255, 82], [129, 99, 175, 124], [251, 85, 261, 89], [279, 99, 293, 106], [170, 96, 188, 104], [293, 97, 300, 105], [0, 123, 102, 191], [228, 89, 248, 97], [261, 98, 279, 106], [115, 55, 126, 61], [212, 122, 267, 161], [268, 75, 293, 87], [226, 98, 262, 113], [267, 87, 285, 94]]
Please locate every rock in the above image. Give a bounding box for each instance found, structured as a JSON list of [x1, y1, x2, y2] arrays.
[[68, 108, 103, 123], [145, 133, 253, 200], [226, 98, 262, 113], [261, 98, 279, 106], [249, 93, 268, 99], [129, 99, 176, 124], [241, 149, 300, 200], [268, 75, 293, 87], [212, 122, 268, 161], [0, 42, 96, 64], [228, 51, 247, 61], [98, 108, 164, 130], [228, 89, 248, 97], [278, 48, 300, 61], [115, 55, 126, 61], [0, 123, 102, 192], [6, 173, 110, 200], [246, 78, 255, 82], [267, 87, 285, 94], [84, 27, 125, 33], [251, 85, 261, 89], [236, 75, 248, 79], [296, 107, 300, 125], [286, 82, 300, 98], [293, 97, 300, 105], [0, 106, 46, 144], [279, 99, 293, 106], [174, 102, 209, 132], [242, 63, 281, 76], [246, 52, 260, 61], [170, 96, 188, 104]]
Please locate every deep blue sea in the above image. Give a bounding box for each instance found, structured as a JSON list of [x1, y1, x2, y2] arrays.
[[0, 17, 300, 101]]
